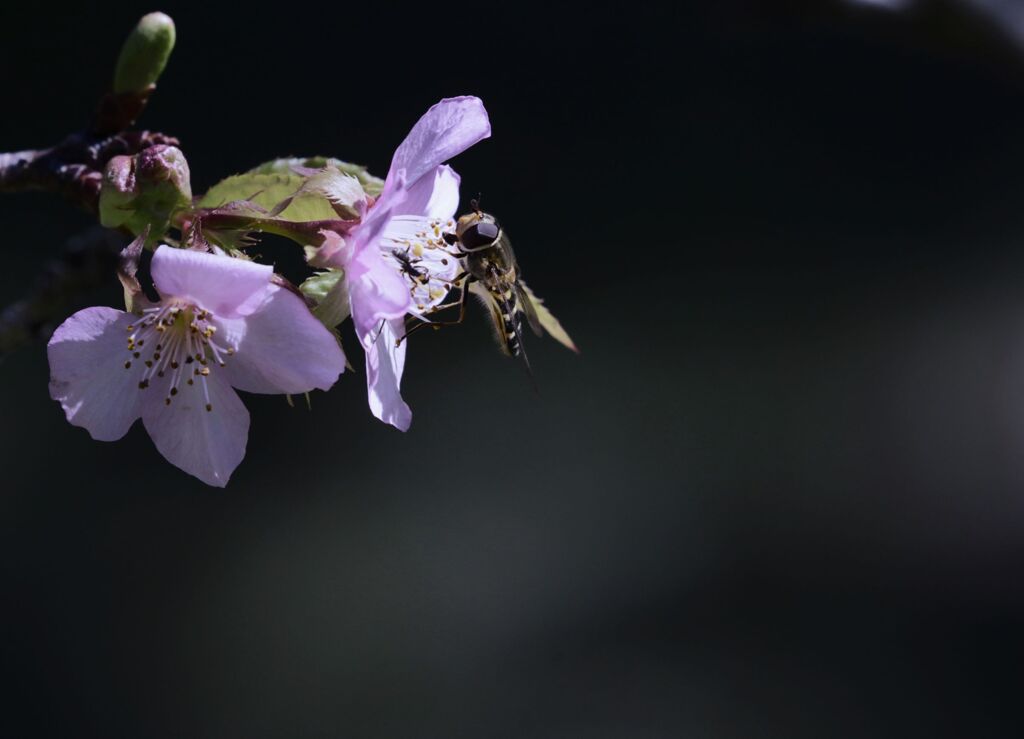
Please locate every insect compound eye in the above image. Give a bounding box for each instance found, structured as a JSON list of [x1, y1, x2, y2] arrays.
[[461, 221, 500, 249]]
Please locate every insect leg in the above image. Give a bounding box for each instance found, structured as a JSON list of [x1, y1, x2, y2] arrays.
[[395, 277, 475, 347]]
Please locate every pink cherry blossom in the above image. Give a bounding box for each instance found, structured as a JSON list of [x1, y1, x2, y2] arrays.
[[48, 245, 346, 486], [323, 96, 491, 431]]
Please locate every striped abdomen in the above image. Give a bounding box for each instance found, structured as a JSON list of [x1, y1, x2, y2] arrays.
[[488, 283, 523, 357]]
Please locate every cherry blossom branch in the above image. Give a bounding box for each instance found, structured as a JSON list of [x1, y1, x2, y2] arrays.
[[0, 13, 178, 353], [0, 227, 125, 358], [0, 129, 179, 213]]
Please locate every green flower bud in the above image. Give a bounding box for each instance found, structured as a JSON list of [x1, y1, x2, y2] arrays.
[[136, 144, 192, 199], [100, 145, 192, 241], [114, 12, 176, 94]]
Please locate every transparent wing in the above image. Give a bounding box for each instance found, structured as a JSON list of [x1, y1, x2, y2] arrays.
[[519, 281, 577, 352], [516, 282, 543, 337], [469, 281, 512, 356]]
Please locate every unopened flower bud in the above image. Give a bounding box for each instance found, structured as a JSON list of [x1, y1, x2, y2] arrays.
[[114, 12, 176, 94], [99, 145, 192, 238], [135, 145, 192, 200]]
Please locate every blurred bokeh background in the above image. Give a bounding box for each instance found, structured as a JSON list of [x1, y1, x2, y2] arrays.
[[3, 1, 1024, 736]]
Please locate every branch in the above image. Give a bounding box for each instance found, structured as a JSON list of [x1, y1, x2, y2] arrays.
[[0, 130, 179, 212], [0, 12, 178, 212], [0, 227, 126, 359]]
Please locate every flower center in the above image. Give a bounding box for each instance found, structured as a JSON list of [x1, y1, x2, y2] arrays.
[[383, 217, 460, 315], [124, 300, 237, 411]]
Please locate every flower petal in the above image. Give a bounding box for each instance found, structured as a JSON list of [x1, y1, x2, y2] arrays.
[[141, 372, 249, 487], [151, 246, 274, 318], [47, 307, 143, 441], [364, 317, 411, 432], [392, 165, 461, 220], [216, 285, 346, 395], [349, 249, 412, 345], [322, 173, 408, 277], [387, 96, 491, 189]]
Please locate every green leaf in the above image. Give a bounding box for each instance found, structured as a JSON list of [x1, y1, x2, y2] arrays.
[[197, 172, 338, 222], [521, 282, 578, 353], [300, 269, 350, 329], [296, 167, 365, 219], [249, 157, 385, 197]]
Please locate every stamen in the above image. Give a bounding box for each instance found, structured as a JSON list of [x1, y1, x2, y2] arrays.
[[121, 299, 235, 411]]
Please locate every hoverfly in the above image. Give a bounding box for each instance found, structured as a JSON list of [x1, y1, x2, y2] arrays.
[[397, 198, 581, 370], [442, 208, 539, 364]]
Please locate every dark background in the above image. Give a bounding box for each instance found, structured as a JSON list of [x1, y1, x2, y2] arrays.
[[3, 1, 1024, 736]]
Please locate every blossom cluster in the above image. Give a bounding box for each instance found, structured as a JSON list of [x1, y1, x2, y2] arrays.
[[48, 97, 492, 486]]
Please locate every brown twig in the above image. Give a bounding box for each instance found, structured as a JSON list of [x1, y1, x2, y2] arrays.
[[0, 227, 126, 359], [0, 129, 179, 213]]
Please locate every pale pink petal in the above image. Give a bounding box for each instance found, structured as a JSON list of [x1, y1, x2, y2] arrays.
[[47, 307, 143, 441], [349, 248, 412, 345], [364, 317, 411, 432], [392, 165, 460, 220], [387, 96, 491, 189], [215, 285, 346, 395], [150, 246, 274, 318], [344, 181, 414, 344], [141, 372, 249, 487], [322, 174, 407, 277], [351, 171, 406, 250]]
